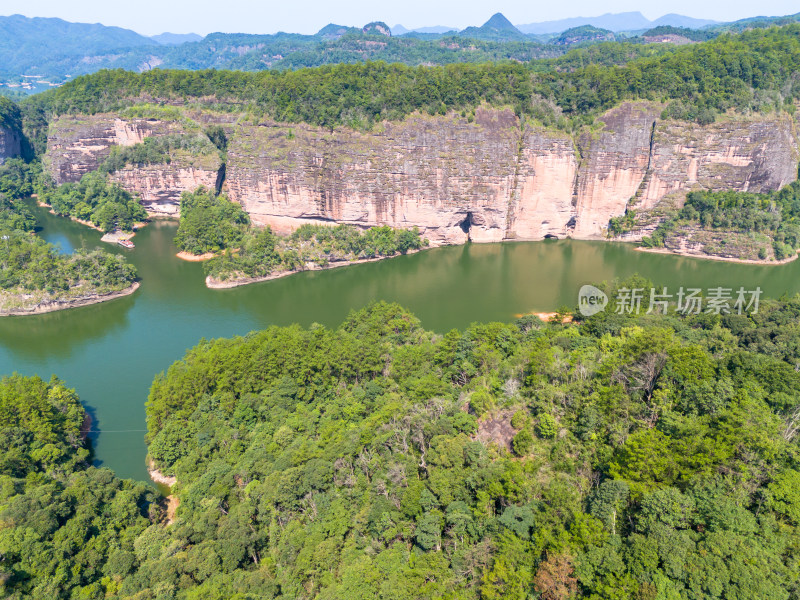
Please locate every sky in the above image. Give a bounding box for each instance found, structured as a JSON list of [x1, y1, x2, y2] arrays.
[[1, 0, 798, 36]]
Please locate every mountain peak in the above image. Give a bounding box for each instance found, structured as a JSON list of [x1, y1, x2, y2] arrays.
[[362, 21, 391, 36], [482, 12, 517, 31], [316, 23, 357, 40]]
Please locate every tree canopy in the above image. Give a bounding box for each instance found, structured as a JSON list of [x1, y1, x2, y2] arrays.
[[4, 289, 800, 597], [22, 24, 800, 131]]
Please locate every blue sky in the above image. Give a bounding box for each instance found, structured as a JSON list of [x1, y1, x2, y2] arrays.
[[2, 0, 799, 36]]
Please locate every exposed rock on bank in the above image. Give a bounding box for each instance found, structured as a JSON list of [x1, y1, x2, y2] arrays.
[[147, 458, 177, 487], [176, 251, 215, 261], [0, 281, 140, 316], [205, 252, 420, 289]]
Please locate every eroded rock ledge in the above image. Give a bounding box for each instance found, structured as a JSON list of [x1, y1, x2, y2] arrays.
[[0, 281, 140, 316]]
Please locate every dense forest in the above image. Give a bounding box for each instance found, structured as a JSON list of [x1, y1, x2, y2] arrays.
[[0, 374, 159, 595], [0, 156, 149, 234], [99, 132, 221, 175], [39, 172, 149, 233], [236, 34, 559, 72], [635, 178, 800, 261], [4, 289, 800, 597], [173, 188, 250, 255], [21, 24, 800, 132], [0, 96, 21, 131]]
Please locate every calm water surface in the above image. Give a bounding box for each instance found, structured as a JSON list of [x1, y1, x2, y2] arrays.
[[2, 201, 800, 481]]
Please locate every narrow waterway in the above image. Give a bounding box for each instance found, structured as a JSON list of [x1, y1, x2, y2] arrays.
[[2, 201, 799, 481]]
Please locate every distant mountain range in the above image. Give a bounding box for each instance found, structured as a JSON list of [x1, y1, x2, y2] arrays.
[[515, 11, 717, 34], [1, 10, 799, 95], [149, 32, 202, 45], [391, 25, 456, 35], [391, 11, 717, 36]]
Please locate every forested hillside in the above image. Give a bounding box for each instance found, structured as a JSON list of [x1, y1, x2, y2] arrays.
[[24, 24, 800, 132], [4, 290, 800, 597], [638, 179, 800, 261], [0, 96, 21, 132], [0, 11, 703, 86], [0, 375, 160, 595]]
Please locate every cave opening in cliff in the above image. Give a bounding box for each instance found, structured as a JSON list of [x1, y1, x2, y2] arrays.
[[459, 212, 473, 241], [566, 216, 577, 231], [215, 163, 226, 195]]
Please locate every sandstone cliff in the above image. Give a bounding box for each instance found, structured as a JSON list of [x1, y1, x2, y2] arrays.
[[45, 104, 800, 243], [225, 108, 523, 243], [44, 114, 221, 214], [0, 125, 21, 164]]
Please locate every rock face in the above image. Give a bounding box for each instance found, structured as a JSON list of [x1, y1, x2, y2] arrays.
[[225, 108, 523, 244], [45, 115, 154, 182], [640, 113, 799, 205], [0, 126, 21, 164], [109, 163, 220, 215], [45, 104, 800, 242], [571, 103, 660, 238], [44, 115, 221, 213]]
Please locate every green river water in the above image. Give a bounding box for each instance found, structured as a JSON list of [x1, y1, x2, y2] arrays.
[[1, 201, 800, 482]]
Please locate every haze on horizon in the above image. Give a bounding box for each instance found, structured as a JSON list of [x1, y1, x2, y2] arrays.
[[0, 0, 798, 37]]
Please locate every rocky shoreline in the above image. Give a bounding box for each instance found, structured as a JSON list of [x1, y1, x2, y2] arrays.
[[147, 459, 177, 488], [147, 459, 180, 524], [205, 250, 423, 289], [176, 251, 215, 261], [636, 246, 800, 266], [0, 281, 140, 316]]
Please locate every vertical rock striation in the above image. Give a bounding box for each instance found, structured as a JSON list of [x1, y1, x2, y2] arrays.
[[109, 163, 221, 215], [45, 104, 800, 241], [0, 126, 21, 164], [571, 103, 660, 238], [225, 108, 523, 244], [45, 114, 222, 214]]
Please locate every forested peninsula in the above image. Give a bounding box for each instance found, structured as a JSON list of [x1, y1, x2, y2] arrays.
[[0, 159, 139, 315], [171, 188, 427, 286], [4, 290, 800, 597]]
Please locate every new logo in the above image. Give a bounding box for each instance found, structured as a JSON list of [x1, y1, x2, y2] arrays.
[[578, 285, 608, 316]]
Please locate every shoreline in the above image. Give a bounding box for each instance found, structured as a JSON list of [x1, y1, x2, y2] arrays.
[[80, 413, 93, 441], [176, 250, 216, 262], [514, 311, 574, 323], [36, 199, 105, 232], [37, 199, 146, 240], [636, 245, 800, 265], [0, 281, 140, 316], [206, 251, 423, 289], [147, 459, 177, 488], [148, 459, 180, 524]]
